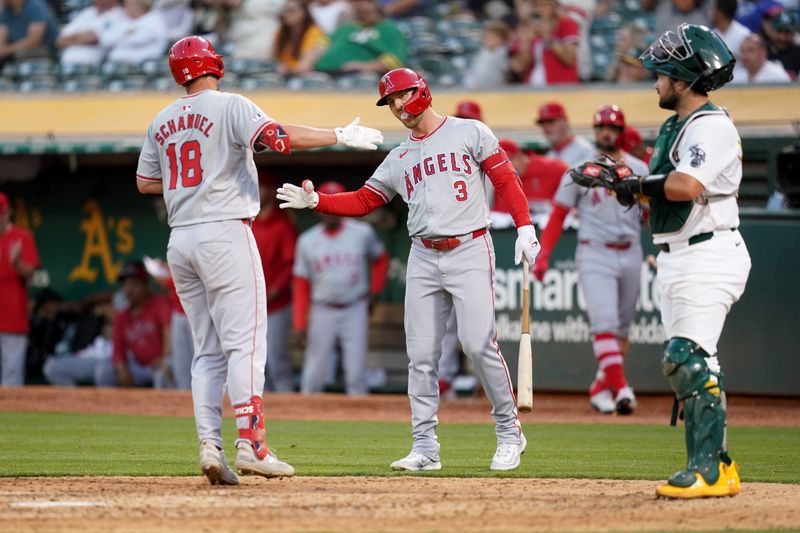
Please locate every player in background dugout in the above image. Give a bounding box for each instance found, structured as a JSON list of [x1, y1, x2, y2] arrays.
[[535, 101, 596, 167], [292, 181, 388, 395], [0, 192, 41, 386], [534, 104, 649, 415]]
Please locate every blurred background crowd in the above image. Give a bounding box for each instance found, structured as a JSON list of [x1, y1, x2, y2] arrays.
[[0, 0, 798, 92]]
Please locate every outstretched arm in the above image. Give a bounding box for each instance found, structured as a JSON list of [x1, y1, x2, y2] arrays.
[[256, 118, 383, 153], [277, 180, 386, 217]]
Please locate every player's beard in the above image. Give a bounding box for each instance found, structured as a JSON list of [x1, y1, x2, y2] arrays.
[[596, 140, 616, 153], [657, 81, 680, 110]]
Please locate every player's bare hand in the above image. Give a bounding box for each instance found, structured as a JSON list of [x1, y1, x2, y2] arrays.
[[277, 180, 319, 210], [335, 117, 384, 150], [514, 224, 541, 265]]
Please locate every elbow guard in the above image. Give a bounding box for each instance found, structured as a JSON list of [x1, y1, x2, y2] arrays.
[[254, 122, 292, 154]]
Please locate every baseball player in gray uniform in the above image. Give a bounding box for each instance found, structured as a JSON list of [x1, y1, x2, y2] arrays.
[[293, 181, 388, 395], [536, 102, 596, 167], [534, 105, 649, 415], [135, 36, 383, 485], [278, 68, 541, 472]]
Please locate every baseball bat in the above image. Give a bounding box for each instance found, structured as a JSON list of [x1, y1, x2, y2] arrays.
[[517, 256, 534, 413]]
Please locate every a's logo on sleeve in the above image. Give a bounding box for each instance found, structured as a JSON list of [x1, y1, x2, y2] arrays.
[[689, 144, 705, 168]]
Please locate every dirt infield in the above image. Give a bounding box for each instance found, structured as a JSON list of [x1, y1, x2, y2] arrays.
[[2, 388, 799, 533]]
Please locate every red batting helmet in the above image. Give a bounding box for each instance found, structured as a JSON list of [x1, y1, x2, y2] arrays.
[[455, 100, 482, 121], [376, 68, 432, 115], [593, 105, 626, 129], [169, 36, 224, 86], [317, 181, 345, 194]]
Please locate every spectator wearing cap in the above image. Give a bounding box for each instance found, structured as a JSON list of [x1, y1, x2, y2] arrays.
[[509, 0, 581, 87], [464, 20, 511, 89], [56, 0, 128, 67], [251, 172, 298, 392], [535, 102, 596, 167], [712, 0, 752, 56], [0, 192, 41, 387], [112, 260, 173, 388], [731, 33, 791, 83], [292, 182, 388, 395], [0, 0, 59, 66], [765, 11, 800, 79], [315, 0, 407, 74], [105, 0, 168, 65], [735, 0, 783, 33], [491, 139, 569, 218]]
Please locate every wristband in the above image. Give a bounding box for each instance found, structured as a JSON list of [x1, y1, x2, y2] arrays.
[[639, 174, 666, 199]]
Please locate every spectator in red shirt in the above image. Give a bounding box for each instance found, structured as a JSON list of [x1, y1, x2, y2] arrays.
[[509, 0, 580, 86], [0, 192, 40, 386], [493, 139, 569, 217], [112, 260, 172, 388], [251, 171, 298, 392]]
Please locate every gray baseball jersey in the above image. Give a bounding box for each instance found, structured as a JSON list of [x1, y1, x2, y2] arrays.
[[136, 90, 273, 227], [364, 117, 498, 238], [293, 220, 385, 306], [554, 151, 650, 243], [545, 136, 597, 167]]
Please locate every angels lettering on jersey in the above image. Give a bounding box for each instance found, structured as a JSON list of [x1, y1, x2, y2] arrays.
[[402, 151, 474, 199]]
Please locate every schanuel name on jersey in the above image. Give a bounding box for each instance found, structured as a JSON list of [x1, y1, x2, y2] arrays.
[[154, 113, 216, 145]]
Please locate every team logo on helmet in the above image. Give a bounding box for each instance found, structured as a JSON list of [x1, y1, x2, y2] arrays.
[[382, 74, 395, 93]]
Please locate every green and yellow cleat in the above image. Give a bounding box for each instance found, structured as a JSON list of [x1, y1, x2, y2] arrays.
[[656, 462, 739, 499]]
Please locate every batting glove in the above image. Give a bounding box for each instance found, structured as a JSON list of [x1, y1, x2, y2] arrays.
[[514, 224, 541, 265], [335, 117, 384, 150], [277, 180, 319, 210]]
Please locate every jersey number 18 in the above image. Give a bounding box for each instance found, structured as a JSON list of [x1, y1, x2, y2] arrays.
[[166, 140, 203, 190]]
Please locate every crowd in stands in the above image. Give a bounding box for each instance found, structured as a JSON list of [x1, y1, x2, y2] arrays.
[[1, 0, 798, 91]]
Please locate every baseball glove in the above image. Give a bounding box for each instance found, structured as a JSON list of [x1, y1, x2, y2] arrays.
[[569, 155, 636, 190]]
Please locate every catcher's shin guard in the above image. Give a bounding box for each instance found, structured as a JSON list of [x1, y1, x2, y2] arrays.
[[234, 396, 268, 459], [661, 338, 728, 488]]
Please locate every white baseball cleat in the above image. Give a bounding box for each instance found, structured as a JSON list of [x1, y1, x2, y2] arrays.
[[490, 433, 527, 471], [235, 442, 295, 478], [199, 440, 240, 486], [589, 389, 616, 414], [615, 386, 637, 415], [390, 451, 442, 471]]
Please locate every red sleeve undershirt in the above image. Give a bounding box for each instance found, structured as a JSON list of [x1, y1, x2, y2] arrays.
[[370, 252, 389, 296], [292, 276, 311, 331], [481, 151, 531, 228], [538, 203, 570, 260], [315, 187, 386, 216]]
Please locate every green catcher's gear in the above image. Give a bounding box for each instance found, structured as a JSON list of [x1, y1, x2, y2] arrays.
[[640, 23, 735, 93], [661, 337, 728, 487]]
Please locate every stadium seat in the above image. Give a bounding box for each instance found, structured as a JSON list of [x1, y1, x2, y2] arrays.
[[105, 78, 148, 92], [62, 76, 103, 92], [238, 73, 285, 91], [285, 72, 335, 91], [336, 72, 380, 90], [18, 78, 57, 92]]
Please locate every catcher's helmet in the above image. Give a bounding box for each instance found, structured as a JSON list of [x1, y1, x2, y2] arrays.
[[169, 36, 224, 86], [376, 68, 432, 115], [639, 23, 734, 93], [593, 105, 625, 129]]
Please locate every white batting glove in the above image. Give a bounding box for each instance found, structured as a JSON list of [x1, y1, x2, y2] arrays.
[[334, 117, 384, 150], [276, 180, 319, 210], [514, 224, 541, 265]]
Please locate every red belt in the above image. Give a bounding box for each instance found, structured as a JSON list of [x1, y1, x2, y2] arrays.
[[579, 240, 631, 250], [421, 228, 487, 250]]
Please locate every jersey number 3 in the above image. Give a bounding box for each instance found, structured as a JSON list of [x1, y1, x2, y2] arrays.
[[454, 180, 468, 202], [166, 140, 203, 190]]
